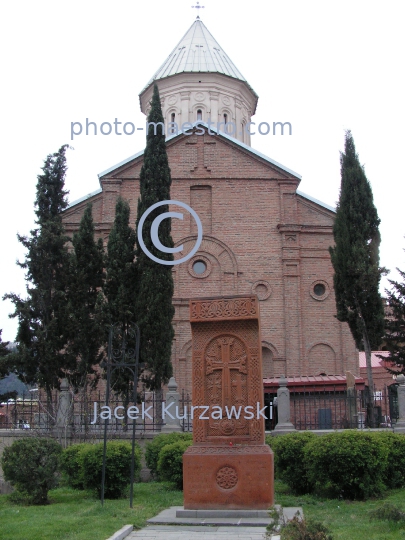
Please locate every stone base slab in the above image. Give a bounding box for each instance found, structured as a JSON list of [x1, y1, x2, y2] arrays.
[[176, 509, 270, 518], [183, 445, 274, 510]]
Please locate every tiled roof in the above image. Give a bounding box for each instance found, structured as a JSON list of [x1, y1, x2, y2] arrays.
[[263, 375, 366, 391]]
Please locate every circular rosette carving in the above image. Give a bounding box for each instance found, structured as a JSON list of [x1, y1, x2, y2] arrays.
[[251, 280, 272, 301], [216, 466, 238, 490], [219, 418, 236, 435]]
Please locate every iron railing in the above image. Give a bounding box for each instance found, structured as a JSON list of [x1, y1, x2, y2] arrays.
[[265, 384, 398, 431]]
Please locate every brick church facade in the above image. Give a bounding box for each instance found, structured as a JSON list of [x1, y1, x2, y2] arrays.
[[62, 17, 358, 396]]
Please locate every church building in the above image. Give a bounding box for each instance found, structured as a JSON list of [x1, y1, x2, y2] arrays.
[[62, 17, 359, 397]]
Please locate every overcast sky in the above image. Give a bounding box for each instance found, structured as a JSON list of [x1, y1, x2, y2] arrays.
[[1, 0, 404, 342]]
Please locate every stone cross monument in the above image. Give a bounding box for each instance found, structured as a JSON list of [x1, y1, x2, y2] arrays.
[[183, 295, 274, 509]]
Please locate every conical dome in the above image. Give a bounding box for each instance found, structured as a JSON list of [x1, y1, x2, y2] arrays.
[[139, 18, 258, 145], [143, 18, 248, 87]]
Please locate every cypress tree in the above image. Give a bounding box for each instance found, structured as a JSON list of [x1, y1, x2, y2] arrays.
[[0, 330, 10, 379], [382, 263, 405, 373], [329, 131, 384, 425], [104, 197, 137, 399], [135, 83, 174, 392], [3, 145, 71, 401], [65, 203, 105, 392]]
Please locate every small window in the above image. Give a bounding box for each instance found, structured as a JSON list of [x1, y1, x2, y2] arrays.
[[314, 283, 326, 296], [224, 113, 228, 124], [193, 260, 207, 274], [197, 109, 202, 121], [170, 113, 176, 134]]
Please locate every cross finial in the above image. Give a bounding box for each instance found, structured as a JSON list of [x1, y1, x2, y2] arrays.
[[191, 1, 205, 18]]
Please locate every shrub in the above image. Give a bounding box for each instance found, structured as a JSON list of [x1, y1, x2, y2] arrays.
[[80, 441, 142, 498], [156, 439, 191, 489], [1, 437, 62, 504], [304, 431, 389, 499], [370, 432, 405, 489], [369, 502, 405, 522], [145, 432, 192, 479], [59, 443, 93, 489], [266, 432, 316, 494], [281, 516, 333, 540], [266, 508, 333, 539]]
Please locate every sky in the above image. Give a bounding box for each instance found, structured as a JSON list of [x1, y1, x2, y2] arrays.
[[1, 0, 404, 342]]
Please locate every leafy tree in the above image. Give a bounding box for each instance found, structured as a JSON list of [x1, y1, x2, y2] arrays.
[[329, 131, 384, 425], [135, 83, 174, 392], [65, 203, 105, 391], [103, 197, 137, 400], [3, 145, 72, 402], [382, 263, 405, 373]]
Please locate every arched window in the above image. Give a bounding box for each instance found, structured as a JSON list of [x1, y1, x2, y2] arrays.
[[197, 109, 202, 121], [224, 113, 228, 124], [170, 113, 176, 134]]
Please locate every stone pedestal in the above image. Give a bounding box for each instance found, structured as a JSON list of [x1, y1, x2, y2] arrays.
[[183, 446, 273, 509], [162, 377, 182, 433], [183, 295, 274, 510], [273, 375, 295, 433]]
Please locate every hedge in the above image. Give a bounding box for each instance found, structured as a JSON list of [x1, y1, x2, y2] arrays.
[[145, 432, 192, 479], [156, 439, 192, 489], [59, 443, 93, 489], [1, 437, 62, 504], [304, 431, 389, 499], [60, 441, 142, 499], [266, 432, 316, 494]]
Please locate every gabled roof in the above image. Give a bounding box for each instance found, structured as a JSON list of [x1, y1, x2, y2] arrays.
[[296, 190, 336, 213], [141, 18, 256, 96], [67, 188, 102, 209], [67, 123, 334, 214], [97, 121, 301, 180]]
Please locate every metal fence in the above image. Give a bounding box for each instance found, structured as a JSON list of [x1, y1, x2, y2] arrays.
[[265, 384, 399, 431], [179, 390, 193, 432], [0, 388, 193, 437], [2, 385, 398, 435]]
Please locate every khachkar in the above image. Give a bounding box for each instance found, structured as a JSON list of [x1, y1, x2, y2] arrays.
[[183, 295, 274, 509]]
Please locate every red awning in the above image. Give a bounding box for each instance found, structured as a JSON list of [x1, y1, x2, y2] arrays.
[[263, 375, 366, 393]]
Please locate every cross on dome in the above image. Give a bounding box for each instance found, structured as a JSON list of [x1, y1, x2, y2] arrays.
[[191, 1, 205, 19]]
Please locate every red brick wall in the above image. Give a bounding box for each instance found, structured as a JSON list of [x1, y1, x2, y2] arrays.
[[62, 130, 358, 395]]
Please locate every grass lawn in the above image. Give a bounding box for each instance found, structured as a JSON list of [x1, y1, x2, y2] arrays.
[[275, 480, 405, 539], [0, 483, 183, 540], [2, 480, 405, 540]]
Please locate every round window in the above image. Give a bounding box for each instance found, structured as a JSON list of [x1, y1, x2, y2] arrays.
[[193, 260, 207, 275], [314, 283, 326, 297]]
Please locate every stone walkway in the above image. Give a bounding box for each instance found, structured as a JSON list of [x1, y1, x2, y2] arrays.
[[126, 525, 278, 540]]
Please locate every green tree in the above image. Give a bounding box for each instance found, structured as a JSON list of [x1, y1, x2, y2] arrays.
[[0, 329, 10, 379], [65, 203, 105, 391], [103, 197, 137, 400], [135, 83, 174, 392], [382, 263, 405, 373], [3, 145, 72, 402], [329, 131, 384, 425]]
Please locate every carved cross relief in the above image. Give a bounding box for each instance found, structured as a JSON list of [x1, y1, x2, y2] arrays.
[[205, 335, 249, 436]]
